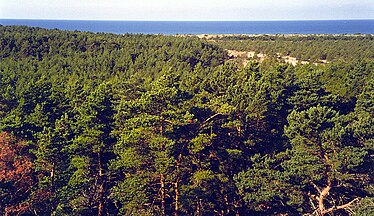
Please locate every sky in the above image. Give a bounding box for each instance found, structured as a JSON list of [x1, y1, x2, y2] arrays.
[[0, 0, 373, 20]]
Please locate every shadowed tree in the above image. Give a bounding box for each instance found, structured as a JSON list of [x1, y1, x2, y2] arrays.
[[0, 132, 36, 215]]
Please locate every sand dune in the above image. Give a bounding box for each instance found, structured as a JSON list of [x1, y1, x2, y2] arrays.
[[227, 50, 328, 67]]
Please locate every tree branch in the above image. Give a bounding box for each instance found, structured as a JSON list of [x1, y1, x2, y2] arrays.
[[311, 181, 322, 195], [323, 198, 360, 215], [199, 113, 223, 130]]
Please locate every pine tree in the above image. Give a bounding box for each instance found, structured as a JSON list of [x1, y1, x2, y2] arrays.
[[111, 73, 193, 215], [64, 82, 115, 216]]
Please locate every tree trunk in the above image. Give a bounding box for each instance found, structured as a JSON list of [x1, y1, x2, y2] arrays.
[[317, 150, 332, 216], [174, 155, 182, 216], [97, 151, 104, 216], [160, 174, 166, 216], [196, 196, 201, 216], [50, 162, 55, 192], [318, 177, 331, 216], [224, 195, 230, 215], [159, 118, 166, 216], [174, 180, 179, 216], [98, 183, 104, 216]]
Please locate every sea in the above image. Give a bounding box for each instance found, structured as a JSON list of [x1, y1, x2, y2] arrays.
[[0, 19, 373, 35]]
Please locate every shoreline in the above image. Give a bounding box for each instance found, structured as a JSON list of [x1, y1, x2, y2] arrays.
[[176, 33, 374, 39], [1, 19, 373, 36]]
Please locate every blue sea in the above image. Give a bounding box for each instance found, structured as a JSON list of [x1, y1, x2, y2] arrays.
[[0, 19, 373, 34]]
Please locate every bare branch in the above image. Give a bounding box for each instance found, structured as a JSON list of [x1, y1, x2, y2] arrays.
[[200, 113, 223, 129], [311, 181, 322, 195], [323, 198, 360, 215]]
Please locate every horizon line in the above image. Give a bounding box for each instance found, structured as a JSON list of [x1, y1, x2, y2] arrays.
[[1, 18, 374, 22]]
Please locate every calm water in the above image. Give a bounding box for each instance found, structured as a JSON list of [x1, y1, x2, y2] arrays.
[[1, 19, 373, 34]]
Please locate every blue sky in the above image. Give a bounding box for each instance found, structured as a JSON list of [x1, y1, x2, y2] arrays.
[[1, 0, 373, 20]]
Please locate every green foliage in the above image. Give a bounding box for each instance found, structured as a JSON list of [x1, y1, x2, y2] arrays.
[[214, 34, 374, 62], [0, 26, 372, 215]]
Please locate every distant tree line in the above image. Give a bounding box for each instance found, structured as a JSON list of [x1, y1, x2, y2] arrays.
[[212, 34, 374, 62]]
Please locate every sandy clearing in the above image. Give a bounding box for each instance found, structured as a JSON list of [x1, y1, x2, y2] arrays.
[[227, 50, 266, 61], [227, 50, 328, 67]]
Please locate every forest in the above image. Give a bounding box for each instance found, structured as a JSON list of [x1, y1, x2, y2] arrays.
[[0, 26, 373, 216], [211, 34, 373, 62]]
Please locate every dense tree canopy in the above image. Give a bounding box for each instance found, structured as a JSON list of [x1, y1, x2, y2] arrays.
[[0, 26, 373, 215]]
